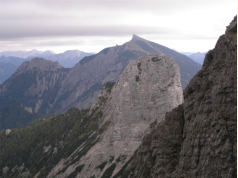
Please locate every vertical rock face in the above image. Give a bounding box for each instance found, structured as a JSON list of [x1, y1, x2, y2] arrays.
[[129, 16, 237, 178], [48, 53, 183, 178], [107, 53, 183, 145], [177, 16, 237, 178]]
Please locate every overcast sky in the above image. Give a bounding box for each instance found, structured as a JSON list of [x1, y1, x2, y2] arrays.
[[0, 0, 236, 53]]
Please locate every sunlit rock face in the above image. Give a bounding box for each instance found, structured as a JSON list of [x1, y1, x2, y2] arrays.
[[107, 53, 183, 150]]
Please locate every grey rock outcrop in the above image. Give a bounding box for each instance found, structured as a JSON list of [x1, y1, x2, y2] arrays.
[[47, 53, 183, 178], [129, 16, 237, 178]]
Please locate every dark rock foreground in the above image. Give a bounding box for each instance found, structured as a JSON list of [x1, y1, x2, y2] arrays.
[[129, 16, 237, 178]]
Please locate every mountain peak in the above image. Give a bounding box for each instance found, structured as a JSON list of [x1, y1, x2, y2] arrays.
[[13, 57, 63, 77], [43, 50, 55, 55], [30, 57, 63, 70], [131, 34, 146, 41]]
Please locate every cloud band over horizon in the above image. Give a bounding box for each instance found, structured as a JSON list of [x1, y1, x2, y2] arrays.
[[0, 0, 236, 53]]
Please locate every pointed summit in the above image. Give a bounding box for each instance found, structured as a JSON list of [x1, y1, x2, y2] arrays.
[[131, 34, 146, 41]]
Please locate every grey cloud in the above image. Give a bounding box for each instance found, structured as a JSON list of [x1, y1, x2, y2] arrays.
[[0, 0, 236, 52], [0, 24, 173, 40], [0, 0, 235, 41]]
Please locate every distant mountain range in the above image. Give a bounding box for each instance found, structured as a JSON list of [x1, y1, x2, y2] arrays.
[[0, 49, 94, 68], [181, 51, 207, 65], [0, 50, 94, 84], [188, 52, 207, 65], [180, 52, 195, 56], [0, 49, 46, 59], [0, 35, 201, 114], [30, 50, 95, 68]]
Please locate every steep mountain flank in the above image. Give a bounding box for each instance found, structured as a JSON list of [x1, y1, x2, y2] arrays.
[[0, 58, 70, 114], [129, 16, 237, 178], [0, 54, 183, 178]]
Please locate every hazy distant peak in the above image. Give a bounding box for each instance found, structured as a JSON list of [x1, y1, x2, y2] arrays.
[[43, 50, 55, 55], [64, 50, 82, 52], [58, 50, 86, 58], [26, 49, 42, 56]]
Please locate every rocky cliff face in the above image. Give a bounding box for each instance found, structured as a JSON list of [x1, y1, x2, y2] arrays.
[[129, 16, 237, 178]]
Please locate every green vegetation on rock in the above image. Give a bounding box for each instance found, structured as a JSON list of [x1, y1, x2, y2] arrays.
[[0, 102, 52, 131], [0, 105, 107, 177], [104, 82, 116, 93]]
